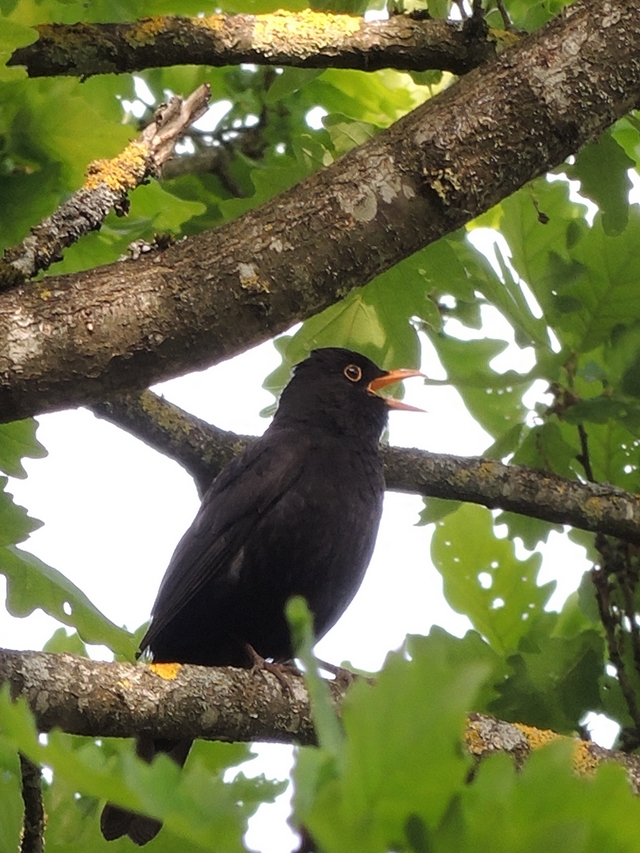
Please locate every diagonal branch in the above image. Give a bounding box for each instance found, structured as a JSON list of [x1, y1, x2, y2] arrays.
[[2, 0, 640, 422], [8, 11, 496, 79], [0, 84, 211, 289], [90, 390, 640, 543]]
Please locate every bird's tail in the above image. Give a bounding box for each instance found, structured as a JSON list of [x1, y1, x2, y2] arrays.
[[100, 736, 192, 845]]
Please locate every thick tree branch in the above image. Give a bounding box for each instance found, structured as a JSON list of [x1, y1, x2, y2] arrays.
[[0, 85, 211, 289], [0, 649, 332, 746], [90, 390, 640, 543], [2, 0, 640, 422], [3, 648, 640, 788], [9, 11, 496, 78]]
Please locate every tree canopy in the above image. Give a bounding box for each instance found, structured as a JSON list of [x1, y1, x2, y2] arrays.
[[3, 0, 640, 850]]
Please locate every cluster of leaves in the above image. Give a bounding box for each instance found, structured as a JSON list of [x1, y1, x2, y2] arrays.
[[4, 0, 640, 849]]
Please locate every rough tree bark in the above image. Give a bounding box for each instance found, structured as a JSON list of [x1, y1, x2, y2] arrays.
[[2, 0, 639, 422], [3, 648, 640, 790], [91, 391, 640, 544], [9, 11, 496, 78]]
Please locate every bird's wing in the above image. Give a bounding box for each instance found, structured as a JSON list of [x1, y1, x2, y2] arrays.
[[139, 429, 309, 650]]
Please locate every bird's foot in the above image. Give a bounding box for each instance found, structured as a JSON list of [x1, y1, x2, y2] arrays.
[[316, 658, 375, 688], [245, 644, 300, 695]]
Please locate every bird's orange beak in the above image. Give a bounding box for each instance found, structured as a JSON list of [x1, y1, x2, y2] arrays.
[[367, 368, 425, 412]]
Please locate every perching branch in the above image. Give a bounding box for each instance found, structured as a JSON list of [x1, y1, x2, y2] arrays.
[[3, 648, 640, 789], [2, 0, 640, 422], [0, 84, 211, 289], [8, 11, 496, 79], [90, 390, 640, 543], [1, 649, 332, 746]]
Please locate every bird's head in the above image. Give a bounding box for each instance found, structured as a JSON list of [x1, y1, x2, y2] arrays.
[[274, 347, 424, 441]]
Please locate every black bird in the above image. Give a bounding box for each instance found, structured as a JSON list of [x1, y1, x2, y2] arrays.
[[100, 347, 422, 844]]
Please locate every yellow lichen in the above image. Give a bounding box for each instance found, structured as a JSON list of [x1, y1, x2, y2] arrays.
[[150, 662, 182, 680], [514, 722, 562, 750], [583, 495, 605, 520], [194, 15, 225, 33], [84, 141, 149, 193], [571, 741, 600, 777], [463, 718, 488, 755], [253, 9, 361, 56], [125, 17, 171, 45]]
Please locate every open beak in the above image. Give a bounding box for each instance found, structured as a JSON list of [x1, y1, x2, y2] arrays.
[[367, 368, 425, 412]]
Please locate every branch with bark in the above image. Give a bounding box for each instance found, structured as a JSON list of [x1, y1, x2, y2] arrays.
[[2, 0, 639, 422], [0, 84, 211, 289], [90, 390, 640, 543], [9, 11, 496, 79], [3, 647, 640, 788]]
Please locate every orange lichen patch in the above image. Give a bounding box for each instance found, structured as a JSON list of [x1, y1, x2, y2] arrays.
[[84, 141, 149, 193], [194, 14, 225, 33], [125, 16, 171, 45], [464, 717, 489, 755], [253, 9, 362, 56], [514, 722, 562, 750], [572, 740, 600, 777], [150, 662, 182, 680], [583, 495, 605, 521], [489, 27, 521, 53]]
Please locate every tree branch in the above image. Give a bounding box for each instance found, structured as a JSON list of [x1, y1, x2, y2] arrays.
[[90, 390, 640, 543], [8, 11, 496, 79], [3, 648, 640, 789], [0, 648, 330, 746], [0, 85, 211, 289], [19, 754, 45, 853], [2, 0, 640, 422]]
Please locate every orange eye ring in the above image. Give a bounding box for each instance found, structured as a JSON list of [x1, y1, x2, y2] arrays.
[[344, 364, 362, 382]]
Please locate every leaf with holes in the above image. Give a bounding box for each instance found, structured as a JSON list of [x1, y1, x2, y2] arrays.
[[431, 504, 554, 654], [0, 546, 136, 659]]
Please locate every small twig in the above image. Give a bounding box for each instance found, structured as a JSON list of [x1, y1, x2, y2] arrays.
[[577, 423, 595, 482], [19, 754, 45, 853], [592, 538, 640, 740], [453, 0, 468, 19], [495, 0, 512, 29], [0, 83, 211, 289], [620, 555, 640, 687]]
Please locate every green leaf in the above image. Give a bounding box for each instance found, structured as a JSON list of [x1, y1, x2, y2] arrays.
[[298, 631, 490, 852], [286, 596, 345, 757], [493, 623, 605, 733], [0, 479, 42, 546], [0, 419, 47, 478], [0, 687, 282, 851], [494, 512, 562, 551], [429, 333, 530, 440], [510, 422, 580, 479], [0, 545, 136, 659], [450, 742, 640, 851], [323, 113, 377, 156], [431, 504, 554, 653], [417, 497, 461, 525], [567, 130, 633, 236]]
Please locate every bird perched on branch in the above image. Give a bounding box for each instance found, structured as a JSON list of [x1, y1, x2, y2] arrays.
[[101, 346, 423, 845]]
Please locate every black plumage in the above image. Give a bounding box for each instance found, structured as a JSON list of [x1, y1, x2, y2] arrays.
[[101, 347, 422, 845]]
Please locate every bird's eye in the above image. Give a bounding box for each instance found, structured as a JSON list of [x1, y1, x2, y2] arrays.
[[344, 364, 362, 382]]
